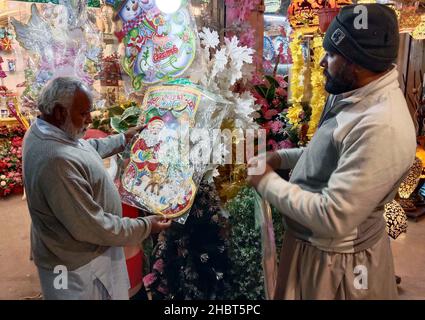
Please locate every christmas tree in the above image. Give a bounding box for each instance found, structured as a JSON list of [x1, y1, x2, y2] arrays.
[[143, 182, 231, 300]]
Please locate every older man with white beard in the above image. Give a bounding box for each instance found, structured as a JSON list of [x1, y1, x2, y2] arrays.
[[22, 77, 171, 300]]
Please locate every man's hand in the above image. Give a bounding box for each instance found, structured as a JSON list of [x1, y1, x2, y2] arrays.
[[146, 215, 172, 234], [265, 151, 283, 170], [247, 162, 274, 189], [246, 151, 282, 174], [246, 151, 275, 189], [124, 125, 145, 144]]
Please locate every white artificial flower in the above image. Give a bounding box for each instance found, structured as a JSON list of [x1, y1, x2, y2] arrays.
[[199, 27, 220, 49], [224, 36, 240, 57], [228, 68, 243, 86], [232, 92, 259, 129], [234, 47, 254, 68], [222, 36, 254, 85], [210, 47, 228, 80], [241, 63, 256, 81], [225, 36, 254, 66]]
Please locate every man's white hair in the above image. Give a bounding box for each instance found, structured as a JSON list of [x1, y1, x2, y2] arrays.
[[37, 77, 92, 115]]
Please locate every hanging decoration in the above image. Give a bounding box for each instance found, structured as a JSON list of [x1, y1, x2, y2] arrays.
[[7, 59, 16, 73], [265, 0, 281, 13], [14, 0, 100, 7], [384, 200, 408, 240], [98, 53, 122, 87], [287, 31, 305, 128], [115, 28, 257, 220], [394, 1, 422, 33], [10, 0, 103, 112], [119, 84, 204, 219], [0, 57, 6, 79], [263, 36, 275, 62], [412, 14, 425, 40], [0, 28, 14, 52], [307, 34, 326, 139], [287, 0, 352, 34], [397, 157, 423, 212], [112, 0, 197, 89], [398, 157, 423, 200]]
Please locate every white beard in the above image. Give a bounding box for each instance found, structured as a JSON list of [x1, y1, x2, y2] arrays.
[[61, 117, 86, 140]]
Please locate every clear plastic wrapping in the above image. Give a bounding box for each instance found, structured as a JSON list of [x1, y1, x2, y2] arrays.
[[10, 0, 103, 112], [112, 0, 202, 94], [254, 191, 277, 300], [114, 80, 229, 221]]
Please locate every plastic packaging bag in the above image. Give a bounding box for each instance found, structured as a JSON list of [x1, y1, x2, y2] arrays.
[[114, 80, 229, 222], [112, 0, 202, 93], [10, 0, 103, 112], [254, 191, 277, 300]]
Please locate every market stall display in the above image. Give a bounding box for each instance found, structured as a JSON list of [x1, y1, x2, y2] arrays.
[[0, 0, 424, 302]]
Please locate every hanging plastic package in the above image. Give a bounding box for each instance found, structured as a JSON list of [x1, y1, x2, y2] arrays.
[[111, 0, 200, 93], [114, 80, 230, 223], [10, 0, 104, 112], [254, 191, 277, 300]]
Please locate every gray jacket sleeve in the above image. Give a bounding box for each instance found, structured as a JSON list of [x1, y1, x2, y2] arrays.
[[87, 134, 126, 159], [276, 148, 304, 170], [257, 122, 414, 238], [40, 157, 151, 247]]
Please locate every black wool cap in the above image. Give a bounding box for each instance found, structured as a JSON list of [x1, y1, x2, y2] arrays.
[[323, 4, 399, 73]]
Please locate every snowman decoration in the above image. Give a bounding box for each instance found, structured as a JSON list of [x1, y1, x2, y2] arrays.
[[112, 0, 196, 89]]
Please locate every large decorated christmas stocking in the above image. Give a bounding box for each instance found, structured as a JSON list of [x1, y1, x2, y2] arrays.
[[113, 0, 196, 89], [121, 83, 204, 218]]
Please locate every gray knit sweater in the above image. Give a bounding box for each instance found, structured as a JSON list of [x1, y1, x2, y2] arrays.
[[23, 121, 151, 270]]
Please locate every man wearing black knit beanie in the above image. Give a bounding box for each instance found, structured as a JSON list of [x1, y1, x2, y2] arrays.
[[321, 3, 400, 94], [248, 4, 416, 299]]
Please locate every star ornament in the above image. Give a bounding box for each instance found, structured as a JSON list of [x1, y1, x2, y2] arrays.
[[1, 38, 12, 51]]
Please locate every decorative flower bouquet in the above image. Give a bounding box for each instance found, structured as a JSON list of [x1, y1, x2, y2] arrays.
[[252, 73, 311, 150], [0, 127, 24, 197]]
